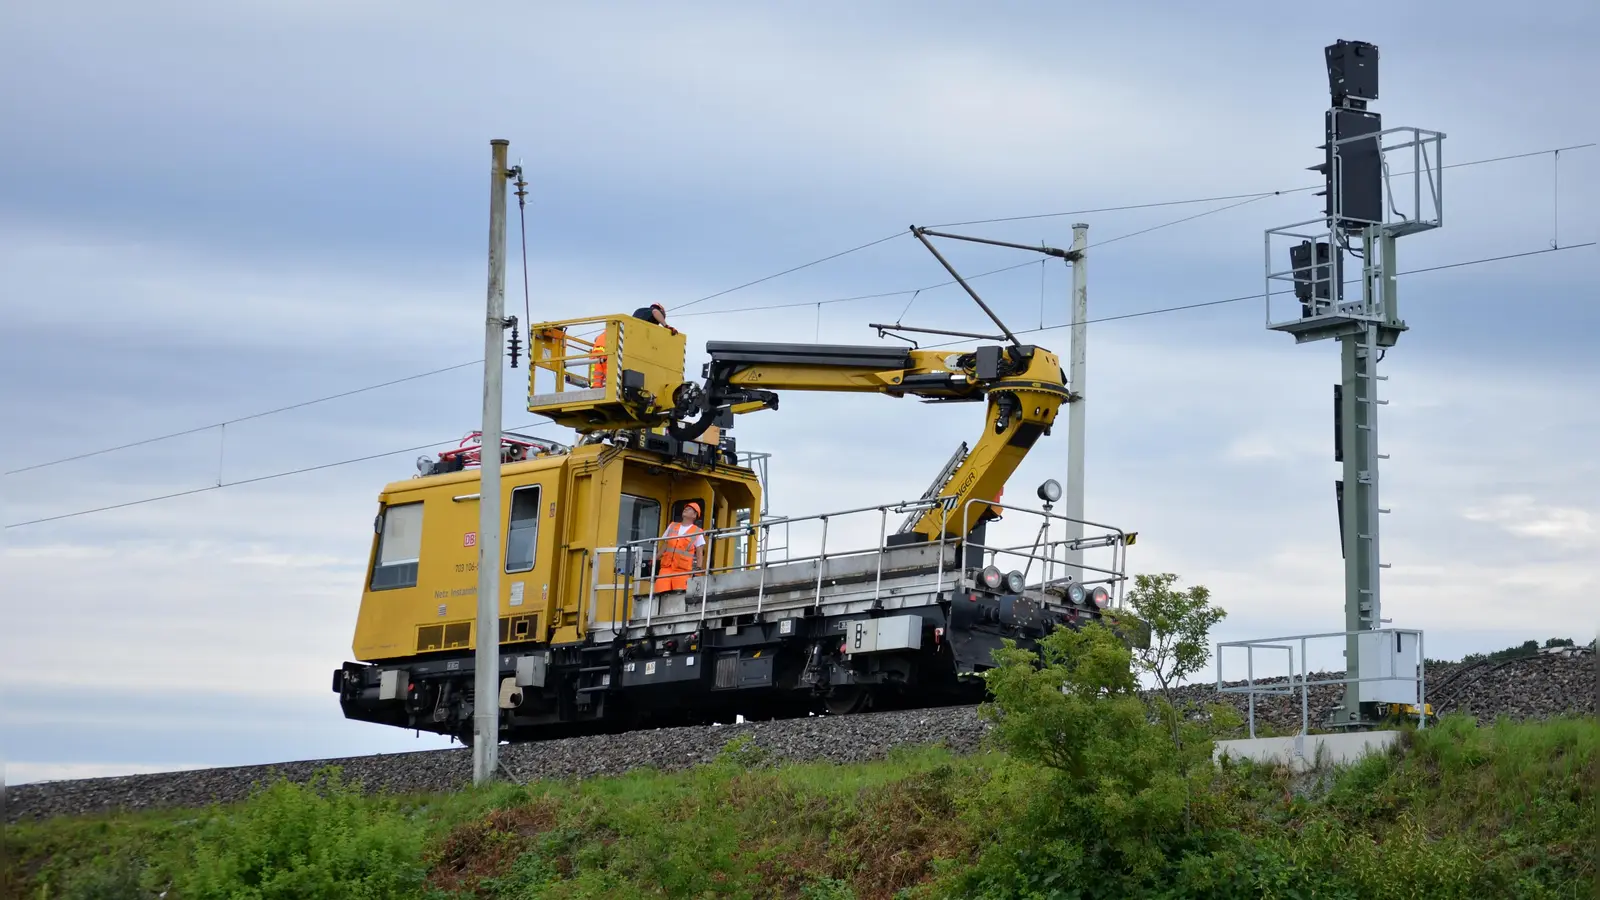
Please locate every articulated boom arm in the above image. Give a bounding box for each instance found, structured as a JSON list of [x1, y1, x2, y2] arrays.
[[668, 340, 1073, 541]]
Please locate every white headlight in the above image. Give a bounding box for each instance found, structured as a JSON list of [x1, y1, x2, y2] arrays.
[[1005, 570, 1026, 593], [1067, 582, 1086, 604], [1037, 479, 1063, 502]]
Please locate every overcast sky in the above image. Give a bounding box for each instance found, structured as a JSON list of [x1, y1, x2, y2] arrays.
[[3, 1, 1596, 786]]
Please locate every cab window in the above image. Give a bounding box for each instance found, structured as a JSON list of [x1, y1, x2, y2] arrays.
[[505, 485, 542, 573], [618, 494, 662, 552], [371, 501, 423, 590]]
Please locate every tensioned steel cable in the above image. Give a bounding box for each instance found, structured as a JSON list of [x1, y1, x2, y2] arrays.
[[9, 140, 1587, 474], [915, 242, 1594, 350], [675, 194, 1277, 321], [3, 361, 483, 475], [7, 241, 1590, 530], [4, 423, 560, 529]]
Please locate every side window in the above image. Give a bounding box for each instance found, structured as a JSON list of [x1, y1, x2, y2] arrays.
[[371, 501, 423, 590], [504, 485, 542, 574]]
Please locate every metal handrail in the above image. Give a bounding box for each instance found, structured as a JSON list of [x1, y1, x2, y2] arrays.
[[958, 497, 1132, 607], [583, 491, 1134, 630], [583, 498, 950, 630], [1214, 628, 1428, 738]]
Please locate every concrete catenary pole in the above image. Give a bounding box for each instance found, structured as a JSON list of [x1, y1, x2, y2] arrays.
[[474, 138, 510, 785], [1064, 223, 1089, 578]]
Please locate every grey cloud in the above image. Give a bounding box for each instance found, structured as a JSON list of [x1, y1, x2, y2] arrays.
[[4, 0, 1589, 279]]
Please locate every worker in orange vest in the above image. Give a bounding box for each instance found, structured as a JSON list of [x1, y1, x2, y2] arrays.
[[654, 500, 706, 593], [590, 303, 673, 389]]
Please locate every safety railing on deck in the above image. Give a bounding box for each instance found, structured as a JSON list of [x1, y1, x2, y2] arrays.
[[1214, 628, 1428, 738], [958, 498, 1132, 609], [582, 493, 1135, 631], [586, 498, 952, 630]]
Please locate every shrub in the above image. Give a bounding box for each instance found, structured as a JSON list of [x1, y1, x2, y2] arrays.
[[159, 768, 429, 900]]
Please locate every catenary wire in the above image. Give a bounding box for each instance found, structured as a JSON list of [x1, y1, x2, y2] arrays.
[[3, 360, 483, 476], [674, 258, 1048, 319], [7, 242, 1589, 531], [7, 142, 1589, 476], [917, 242, 1596, 348], [672, 232, 905, 312], [9, 190, 1259, 477], [930, 142, 1596, 228], [4, 424, 556, 529], [676, 193, 1281, 320]]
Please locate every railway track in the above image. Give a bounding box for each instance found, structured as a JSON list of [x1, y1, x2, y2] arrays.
[[5, 651, 1593, 824]]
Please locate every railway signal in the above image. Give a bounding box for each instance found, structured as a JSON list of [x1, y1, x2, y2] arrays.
[[1261, 39, 1445, 729]]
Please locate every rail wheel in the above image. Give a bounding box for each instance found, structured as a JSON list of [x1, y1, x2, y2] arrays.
[[823, 686, 874, 716]]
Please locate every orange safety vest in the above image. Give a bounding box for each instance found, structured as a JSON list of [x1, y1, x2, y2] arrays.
[[589, 331, 608, 388], [658, 521, 703, 572]]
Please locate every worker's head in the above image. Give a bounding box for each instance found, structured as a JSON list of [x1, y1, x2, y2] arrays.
[[681, 501, 700, 524]]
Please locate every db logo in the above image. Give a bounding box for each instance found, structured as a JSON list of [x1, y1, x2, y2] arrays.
[[464, 532, 478, 547]]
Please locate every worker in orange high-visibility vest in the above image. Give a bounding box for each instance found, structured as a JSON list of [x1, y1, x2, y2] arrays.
[[653, 500, 706, 593], [588, 330, 608, 388]]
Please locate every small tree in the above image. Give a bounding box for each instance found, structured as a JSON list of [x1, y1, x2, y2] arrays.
[[965, 576, 1240, 893], [1124, 572, 1227, 748], [978, 621, 1191, 883]]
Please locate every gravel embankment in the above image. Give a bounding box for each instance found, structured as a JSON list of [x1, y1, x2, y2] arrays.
[[2, 707, 990, 824], [1165, 652, 1596, 735], [5, 651, 1592, 824]]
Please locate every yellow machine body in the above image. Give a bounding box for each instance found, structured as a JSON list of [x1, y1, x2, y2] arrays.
[[351, 442, 759, 663], [334, 308, 1124, 744]]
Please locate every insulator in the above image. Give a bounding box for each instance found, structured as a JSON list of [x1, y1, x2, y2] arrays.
[[506, 320, 523, 369]]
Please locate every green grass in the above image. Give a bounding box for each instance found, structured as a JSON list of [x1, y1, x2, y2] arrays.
[[5, 715, 1596, 900]]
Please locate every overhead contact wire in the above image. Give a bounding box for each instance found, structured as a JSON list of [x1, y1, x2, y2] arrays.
[[4, 423, 559, 529], [4, 360, 483, 475], [913, 242, 1594, 347], [9, 242, 1590, 530], [673, 231, 905, 312], [8, 143, 1590, 475]]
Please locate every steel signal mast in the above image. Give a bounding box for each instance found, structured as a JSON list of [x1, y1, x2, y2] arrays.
[[1264, 40, 1444, 728]]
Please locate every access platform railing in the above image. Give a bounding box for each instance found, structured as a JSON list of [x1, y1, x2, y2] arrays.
[[1214, 628, 1428, 739]]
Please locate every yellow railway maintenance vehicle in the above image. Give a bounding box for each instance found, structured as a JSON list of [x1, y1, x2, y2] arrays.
[[333, 309, 1145, 743]]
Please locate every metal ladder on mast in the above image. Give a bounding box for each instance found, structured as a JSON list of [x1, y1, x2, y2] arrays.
[[1354, 310, 1393, 632]]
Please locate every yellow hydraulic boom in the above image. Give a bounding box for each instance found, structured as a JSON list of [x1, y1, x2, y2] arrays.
[[680, 340, 1071, 539], [528, 318, 1073, 542], [525, 226, 1079, 543]]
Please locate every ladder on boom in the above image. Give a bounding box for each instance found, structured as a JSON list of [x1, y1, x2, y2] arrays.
[[897, 442, 969, 534]]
